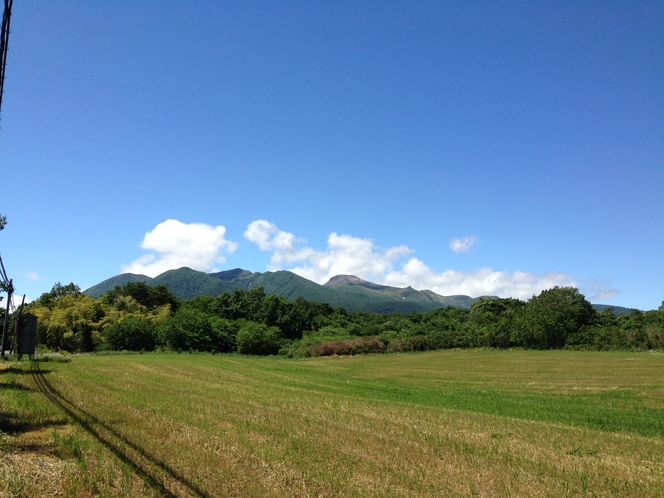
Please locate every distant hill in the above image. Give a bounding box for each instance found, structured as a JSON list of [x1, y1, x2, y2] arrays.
[[592, 304, 636, 315], [83, 269, 640, 314], [151, 267, 235, 299], [84, 273, 152, 298], [323, 274, 484, 312], [84, 267, 482, 312]]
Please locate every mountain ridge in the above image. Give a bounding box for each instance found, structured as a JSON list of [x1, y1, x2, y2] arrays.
[[84, 267, 483, 312], [83, 267, 635, 314]]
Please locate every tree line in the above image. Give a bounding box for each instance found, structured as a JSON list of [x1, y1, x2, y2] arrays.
[[4, 282, 663, 356]]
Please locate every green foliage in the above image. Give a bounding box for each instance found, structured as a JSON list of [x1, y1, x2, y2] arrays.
[[511, 287, 596, 349], [45, 323, 66, 349], [236, 321, 284, 355], [37, 282, 81, 308], [158, 307, 215, 352], [22, 278, 664, 355], [466, 297, 526, 347], [103, 282, 180, 313], [103, 317, 156, 351], [0, 214, 5, 231], [86, 267, 483, 313], [83, 273, 152, 298], [208, 316, 238, 353]]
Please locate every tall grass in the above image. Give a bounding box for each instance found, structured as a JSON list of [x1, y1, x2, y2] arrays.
[[1, 350, 664, 496]]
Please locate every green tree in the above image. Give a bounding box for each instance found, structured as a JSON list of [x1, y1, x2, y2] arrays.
[[236, 321, 283, 355], [37, 282, 81, 308], [467, 297, 525, 347], [103, 282, 180, 313], [158, 307, 214, 351], [512, 287, 596, 349], [104, 317, 156, 351], [0, 214, 6, 231]]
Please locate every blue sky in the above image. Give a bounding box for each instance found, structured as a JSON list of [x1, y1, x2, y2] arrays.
[[1, 1, 662, 310]]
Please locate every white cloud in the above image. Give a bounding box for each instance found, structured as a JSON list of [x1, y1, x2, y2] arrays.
[[244, 220, 412, 284], [585, 279, 620, 302], [25, 271, 41, 281], [450, 235, 478, 254], [121, 219, 238, 277], [245, 220, 612, 300], [589, 288, 620, 301], [383, 258, 578, 300], [244, 220, 313, 265]]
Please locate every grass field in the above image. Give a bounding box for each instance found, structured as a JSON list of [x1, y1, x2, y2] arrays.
[[1, 350, 664, 497]]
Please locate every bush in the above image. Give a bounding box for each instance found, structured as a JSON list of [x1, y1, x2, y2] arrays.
[[386, 335, 431, 353], [236, 322, 284, 355], [158, 307, 214, 352], [103, 318, 156, 351], [511, 287, 596, 349], [310, 337, 385, 357], [209, 317, 238, 353], [46, 323, 67, 349]]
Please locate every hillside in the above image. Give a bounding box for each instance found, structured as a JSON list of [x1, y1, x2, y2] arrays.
[[84, 267, 634, 314], [84, 267, 480, 312], [323, 274, 482, 312], [84, 273, 152, 298]]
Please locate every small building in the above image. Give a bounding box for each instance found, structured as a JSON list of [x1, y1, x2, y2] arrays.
[[13, 313, 38, 355]]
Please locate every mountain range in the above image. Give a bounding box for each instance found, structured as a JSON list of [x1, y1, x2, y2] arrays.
[[83, 267, 485, 313], [84, 267, 635, 314]]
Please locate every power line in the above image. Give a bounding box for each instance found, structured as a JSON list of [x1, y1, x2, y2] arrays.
[[0, 0, 14, 116]]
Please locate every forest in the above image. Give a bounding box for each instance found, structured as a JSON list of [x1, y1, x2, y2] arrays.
[[4, 281, 664, 356]]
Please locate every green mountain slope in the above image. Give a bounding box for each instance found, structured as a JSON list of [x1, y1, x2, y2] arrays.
[[323, 275, 482, 312], [84, 273, 152, 298], [85, 267, 483, 312], [150, 268, 235, 300], [592, 304, 635, 315], [84, 269, 640, 314]]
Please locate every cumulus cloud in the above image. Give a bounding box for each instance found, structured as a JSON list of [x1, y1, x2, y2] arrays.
[[383, 258, 578, 300], [244, 220, 314, 265], [585, 279, 620, 302], [245, 220, 611, 300], [25, 271, 41, 281], [450, 235, 478, 254], [244, 220, 412, 284], [121, 219, 238, 277]]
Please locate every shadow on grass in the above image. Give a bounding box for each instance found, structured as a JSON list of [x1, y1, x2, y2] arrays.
[[1, 365, 53, 375], [0, 411, 67, 435], [0, 381, 33, 391], [31, 361, 210, 498]]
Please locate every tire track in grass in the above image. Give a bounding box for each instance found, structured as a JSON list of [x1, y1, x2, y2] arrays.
[[30, 360, 210, 498]]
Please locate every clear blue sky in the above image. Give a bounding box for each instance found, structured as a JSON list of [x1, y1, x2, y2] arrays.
[[1, 1, 662, 310]]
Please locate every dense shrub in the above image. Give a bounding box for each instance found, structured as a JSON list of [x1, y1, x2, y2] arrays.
[[24, 281, 664, 355], [158, 307, 215, 352], [104, 318, 156, 351], [209, 317, 238, 353], [46, 323, 67, 349], [310, 337, 385, 357], [386, 335, 431, 353], [510, 287, 596, 349], [236, 321, 284, 355]]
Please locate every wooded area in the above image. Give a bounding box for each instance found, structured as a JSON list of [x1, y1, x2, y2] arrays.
[[4, 282, 661, 356]]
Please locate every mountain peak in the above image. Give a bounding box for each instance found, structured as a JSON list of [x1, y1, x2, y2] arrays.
[[324, 274, 368, 287]]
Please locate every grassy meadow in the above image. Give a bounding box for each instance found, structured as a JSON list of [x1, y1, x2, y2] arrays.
[[1, 350, 663, 497]]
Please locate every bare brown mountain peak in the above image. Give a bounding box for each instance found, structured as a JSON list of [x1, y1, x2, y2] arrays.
[[324, 275, 368, 287]]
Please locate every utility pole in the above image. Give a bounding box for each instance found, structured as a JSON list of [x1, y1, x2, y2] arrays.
[[1, 278, 12, 358], [0, 0, 14, 357], [0, 0, 14, 115]]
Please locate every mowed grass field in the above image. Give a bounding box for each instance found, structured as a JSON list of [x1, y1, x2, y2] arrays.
[[1, 350, 664, 497]]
